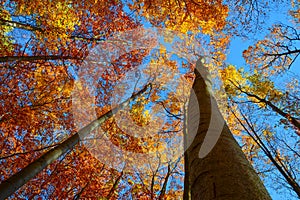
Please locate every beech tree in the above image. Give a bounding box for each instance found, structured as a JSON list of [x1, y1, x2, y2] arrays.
[[0, 0, 298, 199], [184, 59, 271, 199]]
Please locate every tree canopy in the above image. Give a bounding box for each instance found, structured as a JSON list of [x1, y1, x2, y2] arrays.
[[0, 0, 299, 199]]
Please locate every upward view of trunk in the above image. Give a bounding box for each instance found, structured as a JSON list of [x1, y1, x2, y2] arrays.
[[0, 110, 113, 200], [185, 58, 271, 200], [0, 84, 150, 200]]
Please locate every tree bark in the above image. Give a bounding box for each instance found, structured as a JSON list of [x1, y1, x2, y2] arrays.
[[0, 84, 150, 200], [0, 55, 81, 63], [185, 58, 271, 200]]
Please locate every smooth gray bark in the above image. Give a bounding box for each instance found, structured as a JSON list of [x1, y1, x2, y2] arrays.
[[185, 59, 271, 199], [0, 84, 150, 199]]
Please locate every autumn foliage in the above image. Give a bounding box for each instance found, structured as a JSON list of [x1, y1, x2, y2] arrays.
[[0, 0, 299, 199]]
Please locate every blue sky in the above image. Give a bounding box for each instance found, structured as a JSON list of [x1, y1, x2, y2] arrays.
[[1, 1, 298, 199], [226, 3, 299, 199]]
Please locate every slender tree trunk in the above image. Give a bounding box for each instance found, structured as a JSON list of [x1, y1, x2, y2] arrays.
[[185, 59, 271, 199], [0, 55, 81, 63], [0, 84, 150, 200], [158, 164, 171, 200], [0, 18, 42, 32], [235, 111, 300, 197], [233, 85, 300, 131], [106, 171, 123, 200], [0, 112, 109, 200]]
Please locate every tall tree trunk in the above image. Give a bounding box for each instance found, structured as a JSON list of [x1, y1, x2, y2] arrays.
[[0, 84, 150, 200], [0, 55, 81, 63], [185, 58, 271, 200]]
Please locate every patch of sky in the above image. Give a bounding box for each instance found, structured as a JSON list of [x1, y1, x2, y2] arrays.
[[225, 2, 299, 198]]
